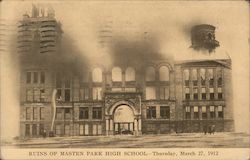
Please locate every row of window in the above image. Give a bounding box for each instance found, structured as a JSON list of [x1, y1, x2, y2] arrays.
[[185, 106, 223, 119], [26, 71, 45, 84], [183, 68, 222, 86], [146, 106, 171, 119], [26, 107, 45, 120], [185, 87, 223, 100], [26, 88, 45, 102], [25, 123, 45, 136]]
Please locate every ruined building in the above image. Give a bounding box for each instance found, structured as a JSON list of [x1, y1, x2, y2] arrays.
[[19, 8, 234, 137]]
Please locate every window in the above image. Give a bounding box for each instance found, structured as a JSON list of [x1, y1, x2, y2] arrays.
[[209, 88, 214, 100], [26, 72, 31, 83], [79, 107, 89, 119], [208, 69, 214, 86], [26, 107, 31, 120], [192, 69, 198, 86], [80, 88, 89, 101], [33, 72, 38, 83], [32, 124, 37, 136], [145, 66, 155, 81], [64, 108, 71, 119], [55, 124, 61, 135], [218, 106, 223, 118], [64, 125, 70, 136], [56, 89, 62, 101], [25, 124, 30, 136], [201, 87, 206, 100], [185, 87, 190, 100], [84, 124, 89, 135], [40, 89, 45, 102], [82, 72, 89, 83], [40, 72, 45, 84], [56, 73, 62, 88], [185, 106, 191, 119], [39, 124, 44, 135], [112, 67, 122, 82], [145, 87, 156, 100], [93, 87, 102, 100], [218, 87, 223, 99], [79, 124, 84, 135], [193, 106, 199, 119], [210, 106, 215, 118], [56, 108, 63, 120], [92, 107, 102, 119], [33, 107, 38, 120], [160, 106, 170, 119], [183, 69, 189, 86], [93, 124, 102, 135], [26, 89, 33, 102], [64, 89, 70, 102], [159, 66, 169, 81], [92, 68, 102, 82], [125, 67, 135, 81], [65, 77, 71, 88], [146, 106, 156, 119], [40, 108, 45, 120], [193, 88, 198, 100], [202, 106, 207, 119], [217, 68, 223, 86], [34, 88, 40, 102], [160, 87, 169, 100], [200, 68, 206, 86]]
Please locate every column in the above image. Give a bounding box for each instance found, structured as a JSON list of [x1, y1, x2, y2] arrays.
[[138, 118, 142, 135], [134, 118, 138, 136], [106, 119, 109, 135], [109, 118, 113, 135]]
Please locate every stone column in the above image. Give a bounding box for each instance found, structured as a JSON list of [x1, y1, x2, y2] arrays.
[[106, 119, 109, 135], [109, 118, 114, 135], [134, 118, 138, 136]]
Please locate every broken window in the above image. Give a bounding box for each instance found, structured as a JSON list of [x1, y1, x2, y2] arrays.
[[32, 124, 37, 136], [33, 107, 38, 120], [218, 105, 223, 118], [112, 67, 122, 82], [200, 68, 206, 86], [26, 89, 33, 102], [40, 71, 45, 84], [210, 106, 215, 118], [159, 66, 169, 81], [146, 106, 156, 119], [193, 87, 198, 100], [25, 124, 30, 136], [193, 106, 199, 119], [125, 67, 135, 81], [33, 72, 38, 83], [80, 88, 89, 101], [202, 106, 207, 119], [92, 68, 102, 82], [208, 69, 214, 86], [33, 88, 40, 102], [56, 108, 63, 120], [160, 87, 169, 100], [185, 87, 190, 100], [64, 124, 70, 136], [26, 107, 31, 120], [26, 72, 31, 83], [160, 106, 170, 119], [92, 107, 102, 119], [192, 69, 198, 86], [201, 87, 206, 100], [40, 107, 45, 120], [145, 87, 156, 100], [183, 69, 189, 86], [64, 89, 70, 102], [64, 108, 71, 119], [79, 107, 89, 119], [185, 106, 191, 119], [145, 66, 155, 81], [92, 87, 102, 100]]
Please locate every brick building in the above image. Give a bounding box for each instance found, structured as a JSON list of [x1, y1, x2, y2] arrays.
[[19, 7, 234, 138]]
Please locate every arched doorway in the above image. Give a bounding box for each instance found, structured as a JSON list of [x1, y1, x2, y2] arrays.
[[113, 105, 134, 135]]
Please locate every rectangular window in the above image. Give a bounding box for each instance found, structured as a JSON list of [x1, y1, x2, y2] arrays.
[[64, 125, 70, 136], [98, 124, 102, 135], [26, 72, 31, 83], [218, 87, 223, 99], [65, 89, 71, 102], [146, 106, 156, 119], [40, 72, 45, 84], [55, 124, 61, 135], [218, 106, 223, 118], [92, 124, 102, 135], [201, 87, 206, 100], [185, 88, 190, 100], [210, 106, 215, 119], [34, 88, 40, 102], [32, 124, 37, 136], [64, 108, 71, 120], [92, 107, 102, 119], [185, 106, 191, 119], [202, 106, 207, 119], [193, 106, 199, 119], [209, 88, 214, 100], [93, 124, 97, 135], [79, 124, 84, 135], [56, 89, 62, 101], [26, 89, 33, 102], [160, 106, 170, 119], [159, 87, 169, 100], [80, 88, 89, 101], [208, 69, 214, 86], [217, 68, 223, 86], [192, 69, 198, 86], [33, 72, 38, 83], [93, 87, 102, 100], [79, 107, 89, 119], [26, 107, 31, 120], [40, 108, 45, 120], [56, 108, 63, 120], [200, 68, 206, 86], [40, 89, 45, 102], [84, 124, 89, 135], [39, 124, 44, 135], [25, 124, 30, 136], [145, 87, 156, 100], [183, 69, 189, 86], [33, 107, 38, 120], [193, 88, 198, 100]]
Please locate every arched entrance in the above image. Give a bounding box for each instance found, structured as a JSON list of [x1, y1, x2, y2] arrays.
[[113, 105, 134, 135]]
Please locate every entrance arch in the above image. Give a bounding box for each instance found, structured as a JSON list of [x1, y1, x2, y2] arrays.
[[113, 105, 134, 135]]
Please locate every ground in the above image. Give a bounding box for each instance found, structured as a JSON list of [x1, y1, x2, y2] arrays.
[[2, 132, 249, 148]]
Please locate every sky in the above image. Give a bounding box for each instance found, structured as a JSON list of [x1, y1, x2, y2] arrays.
[[0, 1, 249, 140]]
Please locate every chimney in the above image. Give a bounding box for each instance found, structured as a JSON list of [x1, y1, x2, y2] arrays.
[[191, 24, 220, 52]]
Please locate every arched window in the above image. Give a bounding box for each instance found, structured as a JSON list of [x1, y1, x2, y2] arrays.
[[183, 69, 189, 81], [92, 68, 102, 82], [145, 66, 155, 81], [192, 69, 198, 81], [112, 67, 122, 81], [125, 67, 135, 81], [159, 66, 169, 81]]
